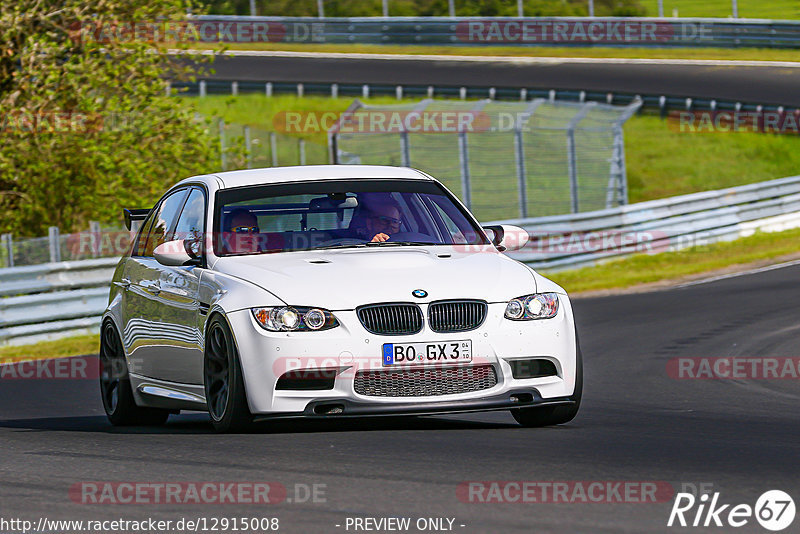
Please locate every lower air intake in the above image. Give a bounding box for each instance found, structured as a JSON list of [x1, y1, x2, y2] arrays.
[[353, 365, 497, 397]]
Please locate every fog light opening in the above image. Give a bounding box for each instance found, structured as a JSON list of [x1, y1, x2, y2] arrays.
[[314, 403, 345, 415], [510, 393, 534, 404]]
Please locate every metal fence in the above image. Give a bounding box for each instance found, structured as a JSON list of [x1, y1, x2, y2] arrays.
[[5, 174, 800, 346], [329, 98, 641, 221], [0, 223, 127, 269], [216, 119, 328, 171], [192, 16, 800, 48]]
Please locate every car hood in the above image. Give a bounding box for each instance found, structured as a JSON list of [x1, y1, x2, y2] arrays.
[[211, 245, 537, 310]]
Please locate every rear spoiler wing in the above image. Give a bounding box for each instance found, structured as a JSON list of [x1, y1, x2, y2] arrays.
[[123, 208, 151, 231]]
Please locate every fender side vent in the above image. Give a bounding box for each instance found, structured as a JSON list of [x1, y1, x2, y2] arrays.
[[276, 368, 337, 391]]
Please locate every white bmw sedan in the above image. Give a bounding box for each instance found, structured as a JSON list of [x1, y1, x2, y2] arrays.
[[101, 165, 582, 432]]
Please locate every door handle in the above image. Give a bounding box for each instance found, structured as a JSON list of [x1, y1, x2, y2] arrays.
[[115, 278, 131, 289], [140, 280, 161, 295]]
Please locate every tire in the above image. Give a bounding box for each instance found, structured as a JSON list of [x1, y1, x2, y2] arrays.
[[511, 337, 583, 428], [204, 315, 253, 433], [99, 321, 170, 426]]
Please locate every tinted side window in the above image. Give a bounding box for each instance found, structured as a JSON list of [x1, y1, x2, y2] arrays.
[[134, 210, 157, 256], [172, 188, 206, 243], [143, 189, 189, 257]]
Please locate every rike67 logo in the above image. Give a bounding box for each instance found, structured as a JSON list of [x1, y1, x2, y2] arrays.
[[668, 490, 795, 531]]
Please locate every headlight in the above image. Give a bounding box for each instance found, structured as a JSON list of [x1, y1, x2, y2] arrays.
[[251, 306, 339, 332], [504, 293, 559, 320]]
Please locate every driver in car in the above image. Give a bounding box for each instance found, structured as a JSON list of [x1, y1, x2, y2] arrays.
[[361, 200, 402, 242], [225, 208, 261, 253]]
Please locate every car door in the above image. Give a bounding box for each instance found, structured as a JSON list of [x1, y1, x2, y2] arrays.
[[121, 188, 189, 380], [150, 187, 207, 385]]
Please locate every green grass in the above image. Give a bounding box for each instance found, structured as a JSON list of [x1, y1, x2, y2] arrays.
[[192, 42, 800, 62], [625, 115, 800, 202], [0, 334, 99, 364], [641, 0, 798, 19], [546, 226, 800, 293]]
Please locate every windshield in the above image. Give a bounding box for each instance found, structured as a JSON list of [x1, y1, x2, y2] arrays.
[[213, 179, 489, 256]]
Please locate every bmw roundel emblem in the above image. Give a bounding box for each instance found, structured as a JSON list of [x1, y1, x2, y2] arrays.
[[412, 289, 428, 298]]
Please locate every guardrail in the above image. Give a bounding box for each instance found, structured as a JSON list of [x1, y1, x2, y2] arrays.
[[191, 16, 800, 49], [4, 174, 800, 346], [0, 258, 117, 346], [495, 174, 800, 270], [174, 79, 794, 115]]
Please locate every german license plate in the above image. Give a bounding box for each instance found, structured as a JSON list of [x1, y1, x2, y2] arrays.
[[382, 340, 472, 366]]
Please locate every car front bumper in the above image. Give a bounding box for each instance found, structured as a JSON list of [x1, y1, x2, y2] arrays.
[[226, 296, 579, 416]]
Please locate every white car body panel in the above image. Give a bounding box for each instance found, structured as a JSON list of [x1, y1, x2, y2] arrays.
[[211, 245, 537, 311]]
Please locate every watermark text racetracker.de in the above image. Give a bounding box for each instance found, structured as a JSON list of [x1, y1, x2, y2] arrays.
[[45, 229, 712, 260], [667, 357, 800, 380], [669, 111, 800, 135], [273, 110, 492, 135], [69, 481, 326, 505], [0, 111, 146, 134], [68, 20, 320, 44], [65, 19, 717, 46], [0, 357, 99, 380], [457, 481, 675, 503], [455, 20, 713, 44]]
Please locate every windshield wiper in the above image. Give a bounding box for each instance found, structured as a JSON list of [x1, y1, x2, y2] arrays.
[[315, 243, 369, 250], [364, 241, 436, 247]]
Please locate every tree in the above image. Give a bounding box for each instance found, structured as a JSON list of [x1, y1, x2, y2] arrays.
[[0, 0, 219, 236]]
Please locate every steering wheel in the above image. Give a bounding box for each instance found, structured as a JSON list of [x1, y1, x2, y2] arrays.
[[316, 238, 367, 247]]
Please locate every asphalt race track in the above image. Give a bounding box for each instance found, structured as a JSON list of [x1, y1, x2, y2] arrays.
[[201, 52, 800, 107], [1, 263, 798, 533]]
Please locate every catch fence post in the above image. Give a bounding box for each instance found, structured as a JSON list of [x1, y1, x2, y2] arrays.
[[48, 226, 61, 263], [245, 126, 253, 169], [270, 132, 278, 167], [219, 119, 227, 170], [1, 234, 12, 267]]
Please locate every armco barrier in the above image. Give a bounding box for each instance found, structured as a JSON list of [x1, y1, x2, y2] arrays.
[[3, 175, 800, 345], [0, 258, 118, 346], [174, 79, 792, 116], [497, 174, 800, 270], [191, 16, 800, 49]]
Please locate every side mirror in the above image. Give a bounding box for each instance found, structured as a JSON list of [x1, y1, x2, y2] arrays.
[[154, 240, 201, 266], [482, 225, 529, 252]]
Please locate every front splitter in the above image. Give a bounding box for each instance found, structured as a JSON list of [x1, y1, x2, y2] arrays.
[[253, 388, 574, 421]]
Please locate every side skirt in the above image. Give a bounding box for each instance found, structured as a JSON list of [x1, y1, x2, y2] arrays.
[[129, 373, 207, 410]]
